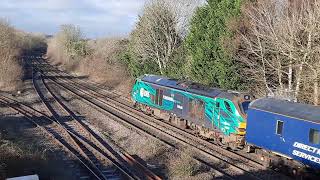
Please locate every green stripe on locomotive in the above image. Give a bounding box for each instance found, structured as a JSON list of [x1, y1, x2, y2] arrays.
[[132, 79, 245, 136]]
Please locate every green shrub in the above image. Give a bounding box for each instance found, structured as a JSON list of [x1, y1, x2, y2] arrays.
[[185, 0, 243, 90]]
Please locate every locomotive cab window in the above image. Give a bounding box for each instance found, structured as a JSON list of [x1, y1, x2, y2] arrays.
[[240, 101, 250, 114], [216, 102, 220, 108], [224, 101, 233, 113], [276, 120, 284, 135], [309, 129, 320, 144]]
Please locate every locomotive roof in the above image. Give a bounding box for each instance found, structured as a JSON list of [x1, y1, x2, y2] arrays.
[[249, 98, 320, 123], [139, 74, 237, 99]]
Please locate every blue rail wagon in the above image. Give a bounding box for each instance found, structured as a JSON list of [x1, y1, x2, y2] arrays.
[[246, 98, 320, 170]]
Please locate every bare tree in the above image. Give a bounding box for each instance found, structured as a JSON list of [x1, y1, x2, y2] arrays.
[[130, 0, 203, 75], [239, 0, 320, 105], [131, 0, 181, 75], [79, 38, 128, 84], [173, 0, 205, 38], [47, 24, 89, 70]]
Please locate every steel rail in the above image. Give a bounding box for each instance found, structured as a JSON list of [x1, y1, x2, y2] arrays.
[[0, 95, 103, 180], [32, 70, 128, 180], [43, 71, 264, 180], [39, 63, 289, 180], [33, 68, 161, 180], [41, 73, 161, 180]]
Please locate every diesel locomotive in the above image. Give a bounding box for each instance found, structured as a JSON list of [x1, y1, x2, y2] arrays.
[[131, 74, 320, 177], [131, 74, 251, 149]]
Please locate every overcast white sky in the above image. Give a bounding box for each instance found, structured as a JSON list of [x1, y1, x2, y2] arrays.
[[0, 0, 146, 38]]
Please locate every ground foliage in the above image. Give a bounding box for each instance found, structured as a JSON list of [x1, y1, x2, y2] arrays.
[[0, 20, 21, 91], [48, 25, 130, 87]]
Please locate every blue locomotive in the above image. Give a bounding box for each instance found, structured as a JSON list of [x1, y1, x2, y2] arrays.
[[246, 98, 320, 176], [131, 74, 320, 176]]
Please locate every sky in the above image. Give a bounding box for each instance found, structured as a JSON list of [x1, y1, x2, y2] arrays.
[[0, 0, 146, 38]]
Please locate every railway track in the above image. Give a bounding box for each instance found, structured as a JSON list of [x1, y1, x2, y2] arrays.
[[32, 60, 240, 179], [54, 75, 267, 167], [32, 69, 163, 180], [32, 65, 234, 179], [0, 95, 109, 180], [38, 63, 279, 168], [56, 75, 270, 165], [31, 60, 291, 180]]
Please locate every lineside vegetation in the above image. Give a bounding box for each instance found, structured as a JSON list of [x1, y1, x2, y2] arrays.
[[47, 0, 320, 105], [0, 19, 46, 91], [47, 24, 130, 91], [47, 24, 90, 70], [0, 20, 21, 91]]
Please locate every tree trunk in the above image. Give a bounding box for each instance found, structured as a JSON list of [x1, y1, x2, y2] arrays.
[[288, 61, 292, 91], [294, 64, 303, 102], [156, 51, 164, 75], [157, 59, 164, 75], [314, 73, 319, 105], [278, 57, 283, 92], [263, 59, 273, 96]]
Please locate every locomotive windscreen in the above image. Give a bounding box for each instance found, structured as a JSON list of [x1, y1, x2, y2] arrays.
[[241, 101, 250, 114]]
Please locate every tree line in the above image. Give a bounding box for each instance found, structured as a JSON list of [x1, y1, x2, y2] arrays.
[[48, 0, 320, 105], [121, 0, 320, 105]]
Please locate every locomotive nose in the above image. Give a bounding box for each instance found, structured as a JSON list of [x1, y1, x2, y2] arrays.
[[237, 122, 246, 135]]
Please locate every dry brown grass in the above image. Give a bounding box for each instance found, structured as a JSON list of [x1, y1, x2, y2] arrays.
[[78, 38, 129, 86], [0, 20, 22, 91], [47, 29, 132, 90], [0, 138, 71, 179], [18, 32, 47, 55], [0, 116, 74, 180], [47, 35, 82, 71], [168, 149, 201, 178], [0, 140, 46, 161], [47, 25, 133, 93], [46, 25, 88, 71], [47, 37, 67, 66]]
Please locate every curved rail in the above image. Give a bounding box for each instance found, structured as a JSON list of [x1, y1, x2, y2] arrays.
[[33, 70, 135, 180], [33, 57, 291, 179], [33, 69, 161, 180], [39, 71, 265, 180], [0, 95, 103, 180]]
